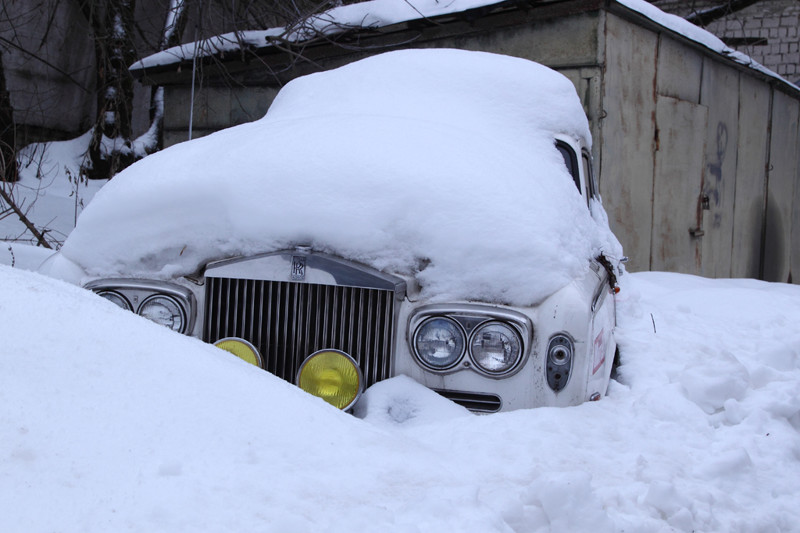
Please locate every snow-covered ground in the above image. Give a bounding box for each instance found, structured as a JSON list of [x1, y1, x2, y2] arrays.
[[2, 28, 798, 532], [2, 265, 799, 532], [0, 131, 106, 251]]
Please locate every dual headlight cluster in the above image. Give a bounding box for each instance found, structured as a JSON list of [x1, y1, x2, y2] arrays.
[[410, 306, 530, 377], [85, 280, 195, 334]]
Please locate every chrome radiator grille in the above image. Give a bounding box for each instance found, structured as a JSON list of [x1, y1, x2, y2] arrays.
[[203, 278, 395, 387]]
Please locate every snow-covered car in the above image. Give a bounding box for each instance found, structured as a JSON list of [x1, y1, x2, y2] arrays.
[[42, 49, 623, 412]]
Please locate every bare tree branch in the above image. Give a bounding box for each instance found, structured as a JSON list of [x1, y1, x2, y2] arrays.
[[0, 182, 53, 249]]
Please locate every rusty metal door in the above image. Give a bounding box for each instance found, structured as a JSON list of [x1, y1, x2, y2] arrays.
[[650, 96, 709, 274]]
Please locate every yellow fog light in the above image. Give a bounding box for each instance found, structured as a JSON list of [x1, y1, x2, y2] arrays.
[[214, 338, 263, 368], [296, 349, 363, 410]]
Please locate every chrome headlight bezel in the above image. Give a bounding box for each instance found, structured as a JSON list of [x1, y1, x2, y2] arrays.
[[138, 293, 188, 333], [412, 316, 467, 371], [96, 290, 133, 312], [84, 279, 196, 335], [408, 304, 532, 378], [468, 320, 524, 375]]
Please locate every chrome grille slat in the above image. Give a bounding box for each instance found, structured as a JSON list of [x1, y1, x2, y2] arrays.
[[255, 281, 265, 353], [281, 282, 291, 376], [346, 288, 356, 355], [381, 292, 393, 382], [364, 291, 374, 381], [247, 280, 256, 341], [433, 389, 502, 413], [265, 283, 274, 374], [204, 278, 394, 387], [231, 279, 240, 337]]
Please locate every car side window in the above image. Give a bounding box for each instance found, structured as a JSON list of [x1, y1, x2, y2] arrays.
[[556, 141, 581, 193], [582, 150, 598, 201]]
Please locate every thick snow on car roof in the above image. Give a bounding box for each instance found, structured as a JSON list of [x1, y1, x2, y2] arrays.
[[62, 49, 620, 305]]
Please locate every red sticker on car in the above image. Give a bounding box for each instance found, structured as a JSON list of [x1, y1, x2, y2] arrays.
[[592, 330, 605, 374]]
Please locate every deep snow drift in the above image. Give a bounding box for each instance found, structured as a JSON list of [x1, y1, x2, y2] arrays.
[[59, 49, 620, 306], [2, 266, 799, 532], [0, 132, 106, 249]]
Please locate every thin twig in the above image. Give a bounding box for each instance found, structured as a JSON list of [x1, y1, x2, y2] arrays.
[[0, 183, 52, 249]]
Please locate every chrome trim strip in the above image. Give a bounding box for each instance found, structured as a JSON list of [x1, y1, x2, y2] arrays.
[[591, 277, 610, 313], [204, 250, 406, 298], [432, 389, 503, 413]]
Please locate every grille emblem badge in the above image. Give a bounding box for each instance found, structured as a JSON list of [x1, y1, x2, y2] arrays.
[[291, 256, 306, 281]]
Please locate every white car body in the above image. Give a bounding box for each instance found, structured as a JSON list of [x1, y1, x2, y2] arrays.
[[43, 49, 622, 412]]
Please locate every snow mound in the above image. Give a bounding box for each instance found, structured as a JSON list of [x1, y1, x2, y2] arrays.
[[0, 265, 494, 532], [61, 49, 619, 306], [353, 375, 472, 426], [3, 267, 800, 531], [1, 243, 55, 271], [1, 131, 106, 247]]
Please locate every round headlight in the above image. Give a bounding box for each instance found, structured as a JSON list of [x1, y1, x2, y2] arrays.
[[413, 316, 466, 370], [138, 294, 186, 333], [96, 290, 132, 311], [296, 350, 363, 410], [214, 338, 263, 368], [469, 321, 522, 374]]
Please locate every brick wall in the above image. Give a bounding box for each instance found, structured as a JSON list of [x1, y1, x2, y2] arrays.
[[652, 0, 800, 83]]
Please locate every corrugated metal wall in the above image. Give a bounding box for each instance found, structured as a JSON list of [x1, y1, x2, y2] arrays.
[[599, 10, 800, 281]]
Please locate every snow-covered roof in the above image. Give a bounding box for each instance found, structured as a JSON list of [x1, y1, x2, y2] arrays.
[[62, 49, 619, 306], [131, 0, 796, 90], [616, 0, 793, 86]]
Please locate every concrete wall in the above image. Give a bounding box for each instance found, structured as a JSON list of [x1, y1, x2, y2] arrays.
[[163, 85, 279, 146], [0, 0, 95, 141]]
